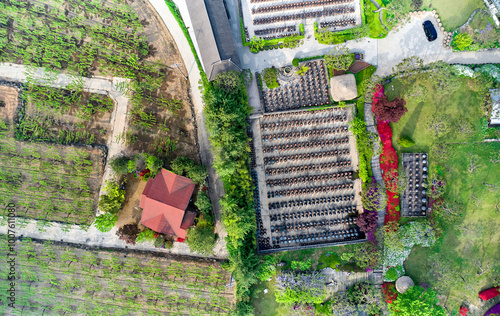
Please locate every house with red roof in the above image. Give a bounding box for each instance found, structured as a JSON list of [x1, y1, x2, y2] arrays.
[[139, 169, 197, 239]]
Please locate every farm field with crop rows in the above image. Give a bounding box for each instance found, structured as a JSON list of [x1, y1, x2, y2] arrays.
[[0, 236, 234, 315], [0, 0, 197, 159], [0, 81, 105, 225]]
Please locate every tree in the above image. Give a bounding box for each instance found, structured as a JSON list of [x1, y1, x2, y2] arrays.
[[398, 136, 415, 147], [98, 181, 125, 214], [292, 58, 299, 67], [348, 282, 382, 315], [170, 156, 207, 185], [145, 155, 163, 176], [357, 211, 377, 234], [116, 224, 140, 245], [392, 56, 423, 85], [452, 33, 473, 50], [330, 293, 357, 316], [94, 213, 118, 233], [324, 45, 354, 71], [352, 242, 379, 269], [388, 286, 446, 316], [427, 115, 450, 138], [186, 223, 218, 255], [262, 67, 279, 89], [195, 190, 213, 222], [372, 95, 408, 123], [109, 156, 131, 175]]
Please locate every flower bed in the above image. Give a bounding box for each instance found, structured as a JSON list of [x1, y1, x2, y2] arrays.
[[382, 282, 398, 304], [372, 84, 400, 224]]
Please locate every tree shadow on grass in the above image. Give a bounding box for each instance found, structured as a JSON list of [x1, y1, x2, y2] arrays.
[[400, 101, 425, 142]]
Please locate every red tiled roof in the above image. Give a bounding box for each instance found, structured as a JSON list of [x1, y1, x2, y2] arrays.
[[140, 169, 195, 238]]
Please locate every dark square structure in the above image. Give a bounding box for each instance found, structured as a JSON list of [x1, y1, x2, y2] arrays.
[[401, 153, 429, 217]]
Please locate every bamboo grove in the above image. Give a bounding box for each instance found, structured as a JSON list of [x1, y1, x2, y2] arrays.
[[0, 236, 234, 315], [203, 72, 259, 313]]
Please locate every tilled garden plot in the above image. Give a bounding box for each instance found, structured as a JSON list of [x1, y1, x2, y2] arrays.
[[0, 236, 234, 315]]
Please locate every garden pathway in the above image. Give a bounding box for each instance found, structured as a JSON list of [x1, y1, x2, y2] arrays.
[[0, 62, 229, 259], [364, 102, 386, 228]]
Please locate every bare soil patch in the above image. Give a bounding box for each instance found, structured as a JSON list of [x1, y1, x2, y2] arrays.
[[116, 173, 148, 228], [0, 85, 19, 123]]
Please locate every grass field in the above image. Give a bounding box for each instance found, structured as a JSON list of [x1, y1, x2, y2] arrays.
[[404, 142, 500, 312], [384, 72, 500, 312], [421, 0, 485, 31], [385, 73, 487, 153]]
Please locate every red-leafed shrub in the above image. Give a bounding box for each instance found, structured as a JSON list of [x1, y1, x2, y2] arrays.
[[382, 282, 398, 304], [479, 286, 500, 301], [372, 95, 408, 123], [357, 210, 378, 234], [376, 121, 393, 144], [459, 306, 469, 315]]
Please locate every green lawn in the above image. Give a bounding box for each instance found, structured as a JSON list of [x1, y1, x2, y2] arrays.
[[385, 74, 486, 153], [404, 142, 500, 312], [420, 0, 485, 31], [365, 0, 388, 38], [384, 72, 500, 312]]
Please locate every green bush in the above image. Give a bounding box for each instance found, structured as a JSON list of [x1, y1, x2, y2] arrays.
[[262, 67, 279, 89], [257, 255, 277, 281], [296, 65, 309, 76], [145, 155, 163, 176], [195, 190, 213, 223], [94, 213, 118, 233], [385, 267, 398, 281], [291, 259, 312, 270], [452, 33, 473, 50], [136, 228, 156, 243], [109, 156, 131, 175], [398, 136, 415, 147], [98, 181, 125, 214], [292, 58, 299, 67], [186, 224, 218, 255], [341, 252, 355, 262]]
